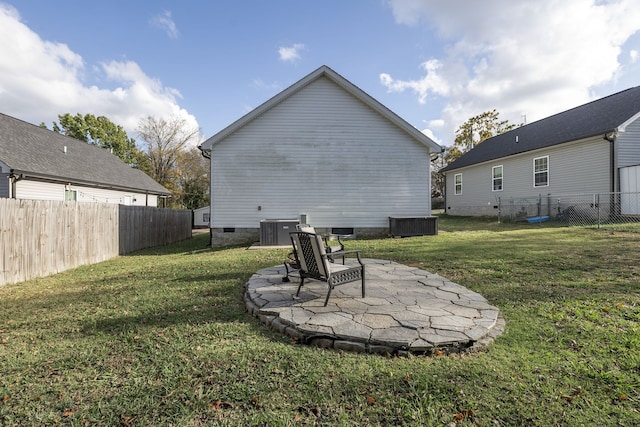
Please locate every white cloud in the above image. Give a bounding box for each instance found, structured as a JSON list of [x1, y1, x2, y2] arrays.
[[0, 4, 198, 138], [420, 128, 441, 145], [380, 59, 451, 103], [631, 49, 639, 63], [150, 10, 179, 39], [384, 0, 640, 145], [278, 43, 306, 62]]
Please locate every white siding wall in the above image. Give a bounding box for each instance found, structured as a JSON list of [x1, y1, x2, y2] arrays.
[[193, 206, 210, 227], [445, 136, 610, 215], [617, 116, 640, 170], [211, 76, 432, 229], [15, 179, 159, 206], [620, 165, 640, 214]]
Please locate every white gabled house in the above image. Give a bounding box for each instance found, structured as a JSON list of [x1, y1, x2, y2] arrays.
[[199, 65, 441, 246], [193, 205, 210, 228], [0, 112, 170, 206], [440, 86, 640, 217]]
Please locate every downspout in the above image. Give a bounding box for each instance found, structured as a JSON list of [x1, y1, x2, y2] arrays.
[[603, 131, 616, 193], [8, 173, 24, 199], [603, 131, 617, 218]]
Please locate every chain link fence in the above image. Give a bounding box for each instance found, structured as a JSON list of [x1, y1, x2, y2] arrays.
[[497, 192, 640, 231]]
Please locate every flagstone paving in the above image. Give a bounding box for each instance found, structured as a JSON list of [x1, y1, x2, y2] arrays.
[[244, 259, 505, 356]]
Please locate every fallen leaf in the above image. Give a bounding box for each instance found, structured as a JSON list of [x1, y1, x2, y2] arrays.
[[561, 394, 574, 403], [366, 396, 375, 406], [453, 409, 474, 422], [120, 415, 136, 427], [435, 349, 444, 356], [62, 410, 74, 417], [620, 394, 628, 401], [403, 373, 410, 384], [210, 400, 233, 410], [3, 395, 9, 402]]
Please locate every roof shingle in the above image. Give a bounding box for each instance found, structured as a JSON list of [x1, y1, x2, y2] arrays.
[[0, 113, 170, 195], [441, 86, 640, 172]]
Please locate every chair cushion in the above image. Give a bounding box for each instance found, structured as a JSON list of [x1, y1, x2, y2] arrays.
[[326, 263, 351, 274]]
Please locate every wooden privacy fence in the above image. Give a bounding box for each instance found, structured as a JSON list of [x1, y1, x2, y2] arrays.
[[0, 199, 192, 286]]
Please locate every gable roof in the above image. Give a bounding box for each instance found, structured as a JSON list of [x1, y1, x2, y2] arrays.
[[199, 65, 441, 152], [0, 113, 170, 195], [441, 86, 640, 172]]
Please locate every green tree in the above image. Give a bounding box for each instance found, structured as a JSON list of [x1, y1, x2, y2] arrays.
[[445, 109, 519, 164], [175, 148, 209, 210], [48, 113, 146, 168]]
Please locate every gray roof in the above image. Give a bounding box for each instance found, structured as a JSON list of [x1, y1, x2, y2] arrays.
[[441, 86, 640, 172], [0, 113, 170, 195], [200, 65, 441, 152]]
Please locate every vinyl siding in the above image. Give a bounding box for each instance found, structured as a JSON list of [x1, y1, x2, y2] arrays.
[[445, 136, 610, 215], [211, 76, 431, 228], [617, 116, 640, 169], [193, 206, 210, 227], [15, 179, 159, 206], [0, 173, 8, 198]]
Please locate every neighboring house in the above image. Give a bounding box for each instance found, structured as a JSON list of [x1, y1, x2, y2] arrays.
[[0, 112, 170, 206], [199, 65, 441, 246], [193, 205, 210, 228], [440, 86, 640, 216]]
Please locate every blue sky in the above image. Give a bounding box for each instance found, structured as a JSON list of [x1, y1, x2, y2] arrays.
[[1, 0, 639, 148]]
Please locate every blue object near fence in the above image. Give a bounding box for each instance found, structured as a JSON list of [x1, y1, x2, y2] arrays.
[[526, 215, 549, 223]]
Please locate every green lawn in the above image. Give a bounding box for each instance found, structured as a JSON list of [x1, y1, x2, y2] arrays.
[[1, 216, 638, 426]]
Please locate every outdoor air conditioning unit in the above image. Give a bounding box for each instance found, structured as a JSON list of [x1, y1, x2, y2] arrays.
[[260, 219, 299, 246], [389, 216, 438, 237]]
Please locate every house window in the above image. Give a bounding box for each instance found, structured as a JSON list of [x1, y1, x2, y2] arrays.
[[492, 165, 503, 191], [64, 189, 77, 201], [203, 213, 210, 223], [454, 173, 462, 195], [533, 156, 549, 187]]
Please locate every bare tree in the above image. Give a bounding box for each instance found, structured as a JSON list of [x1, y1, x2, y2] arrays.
[[135, 116, 201, 192]]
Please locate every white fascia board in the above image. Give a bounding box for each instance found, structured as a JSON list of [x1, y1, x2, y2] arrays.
[[617, 111, 640, 132]]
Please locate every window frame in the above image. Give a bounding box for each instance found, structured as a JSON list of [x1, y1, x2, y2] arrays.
[[533, 156, 549, 188], [454, 173, 462, 195], [64, 189, 77, 201], [492, 165, 503, 192]]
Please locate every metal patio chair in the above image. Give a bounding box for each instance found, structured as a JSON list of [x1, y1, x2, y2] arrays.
[[289, 231, 365, 306], [282, 224, 345, 282]]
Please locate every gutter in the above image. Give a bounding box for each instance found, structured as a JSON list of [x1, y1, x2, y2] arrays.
[[8, 173, 25, 199], [198, 144, 211, 160]]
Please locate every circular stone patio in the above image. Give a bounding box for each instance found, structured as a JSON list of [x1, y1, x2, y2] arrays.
[[244, 259, 505, 356]]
